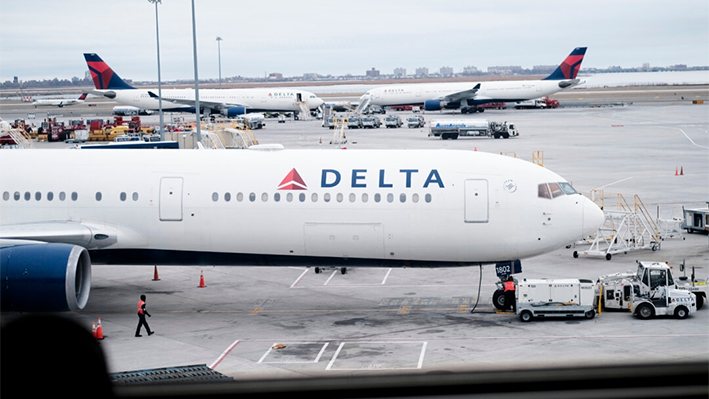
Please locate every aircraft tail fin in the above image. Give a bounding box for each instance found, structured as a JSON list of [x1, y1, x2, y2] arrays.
[[78, 93, 88, 101], [543, 47, 587, 81], [83, 53, 135, 90]]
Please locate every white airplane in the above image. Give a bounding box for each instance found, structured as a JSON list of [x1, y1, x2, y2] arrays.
[[0, 148, 604, 312], [84, 53, 324, 118], [32, 93, 88, 108], [361, 47, 587, 114]]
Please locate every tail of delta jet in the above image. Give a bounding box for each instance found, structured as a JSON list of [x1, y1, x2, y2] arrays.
[[543, 47, 587, 81], [83, 53, 135, 90]]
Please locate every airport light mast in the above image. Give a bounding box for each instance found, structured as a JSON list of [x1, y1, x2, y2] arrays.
[[216, 36, 223, 89], [191, 0, 201, 143], [147, 0, 164, 141]]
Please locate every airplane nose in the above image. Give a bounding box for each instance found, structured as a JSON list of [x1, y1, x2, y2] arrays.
[[312, 97, 324, 108], [581, 197, 605, 238]]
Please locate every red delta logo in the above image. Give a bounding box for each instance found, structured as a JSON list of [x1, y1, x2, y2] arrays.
[[278, 168, 307, 190]]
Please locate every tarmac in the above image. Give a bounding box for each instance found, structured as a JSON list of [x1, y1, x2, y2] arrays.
[[1, 86, 708, 383]]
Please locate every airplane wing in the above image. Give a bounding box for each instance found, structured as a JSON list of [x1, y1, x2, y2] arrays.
[[0, 221, 147, 250], [148, 91, 249, 111], [438, 83, 481, 103]]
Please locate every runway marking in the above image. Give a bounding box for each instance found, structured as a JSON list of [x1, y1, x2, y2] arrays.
[[290, 268, 310, 288], [326, 341, 428, 371], [249, 307, 262, 315], [258, 342, 330, 364], [209, 339, 240, 370], [677, 128, 709, 150]]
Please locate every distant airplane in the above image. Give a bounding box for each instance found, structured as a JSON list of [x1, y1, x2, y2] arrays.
[[360, 47, 587, 113], [33, 93, 88, 108], [112, 106, 154, 116], [84, 53, 324, 118], [0, 148, 604, 312]]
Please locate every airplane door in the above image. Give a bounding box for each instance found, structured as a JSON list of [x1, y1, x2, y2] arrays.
[[296, 93, 303, 102], [464, 179, 488, 223], [159, 177, 183, 221]]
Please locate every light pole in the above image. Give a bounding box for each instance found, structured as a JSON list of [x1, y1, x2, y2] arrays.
[[216, 37, 223, 89], [147, 0, 164, 140], [191, 0, 201, 143]]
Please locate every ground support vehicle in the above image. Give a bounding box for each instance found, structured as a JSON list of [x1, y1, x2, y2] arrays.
[[361, 116, 381, 129], [516, 279, 596, 322], [407, 115, 425, 128], [428, 119, 518, 140], [384, 115, 403, 128], [596, 261, 702, 318], [681, 204, 709, 234], [513, 96, 559, 109], [347, 115, 363, 129]]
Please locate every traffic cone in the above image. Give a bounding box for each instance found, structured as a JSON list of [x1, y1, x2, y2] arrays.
[[680, 166, 684, 175], [96, 318, 104, 340], [319, 137, 322, 144], [152, 265, 160, 281], [199, 270, 206, 288], [675, 167, 678, 176]]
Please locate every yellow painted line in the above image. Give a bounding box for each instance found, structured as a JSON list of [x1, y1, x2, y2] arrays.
[[399, 306, 410, 314], [249, 307, 262, 315]]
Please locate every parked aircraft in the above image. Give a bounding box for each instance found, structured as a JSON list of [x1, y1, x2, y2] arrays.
[[0, 148, 604, 312], [360, 47, 587, 113], [33, 93, 88, 108], [84, 53, 324, 118], [113, 106, 154, 116]]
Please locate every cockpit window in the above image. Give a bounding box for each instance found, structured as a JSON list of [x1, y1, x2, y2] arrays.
[[559, 182, 578, 195], [538, 182, 578, 199]]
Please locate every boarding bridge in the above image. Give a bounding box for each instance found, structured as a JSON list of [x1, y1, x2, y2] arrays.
[[574, 191, 662, 260], [353, 95, 371, 115]]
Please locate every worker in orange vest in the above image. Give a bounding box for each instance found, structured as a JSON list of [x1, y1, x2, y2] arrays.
[[135, 294, 154, 337], [503, 276, 516, 312]]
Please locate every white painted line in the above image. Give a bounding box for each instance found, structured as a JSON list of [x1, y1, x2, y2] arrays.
[[324, 269, 338, 285], [381, 268, 393, 285], [417, 341, 428, 369], [209, 339, 240, 370], [678, 128, 709, 150], [290, 268, 310, 288]]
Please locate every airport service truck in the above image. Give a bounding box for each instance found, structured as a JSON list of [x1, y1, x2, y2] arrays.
[[596, 261, 702, 319], [428, 119, 518, 140], [516, 278, 596, 322], [513, 96, 559, 109]]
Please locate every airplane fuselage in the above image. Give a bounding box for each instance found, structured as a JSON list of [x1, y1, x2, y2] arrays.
[[103, 88, 323, 114], [365, 79, 574, 107], [0, 148, 603, 267]]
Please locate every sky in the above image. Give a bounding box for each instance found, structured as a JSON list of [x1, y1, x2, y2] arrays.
[[1, 0, 708, 82]]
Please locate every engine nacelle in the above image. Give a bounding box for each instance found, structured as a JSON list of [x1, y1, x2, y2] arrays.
[[424, 100, 442, 111], [0, 243, 92, 312], [222, 106, 247, 117]]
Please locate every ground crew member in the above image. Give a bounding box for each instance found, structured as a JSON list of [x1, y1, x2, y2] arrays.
[[135, 294, 154, 337], [503, 276, 516, 312]]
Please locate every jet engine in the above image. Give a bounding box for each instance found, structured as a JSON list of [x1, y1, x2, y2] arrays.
[[424, 100, 443, 111], [222, 106, 247, 117], [0, 243, 91, 312]]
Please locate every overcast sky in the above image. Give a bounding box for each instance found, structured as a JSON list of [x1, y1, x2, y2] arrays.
[[1, 0, 708, 82]]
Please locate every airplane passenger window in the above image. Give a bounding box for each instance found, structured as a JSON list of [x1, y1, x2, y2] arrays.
[[35, 192, 41, 201], [548, 183, 564, 198], [2, 191, 8, 201], [249, 193, 256, 202], [400, 194, 406, 203], [59, 192, 66, 201], [349, 193, 356, 203], [132, 192, 139, 201], [362, 193, 368, 203], [336, 193, 343, 203], [95, 192, 102, 201], [286, 193, 293, 202], [311, 193, 318, 202], [559, 182, 578, 195], [24, 191, 30, 201], [425, 193, 432, 203], [538, 184, 551, 199], [374, 193, 381, 203], [120, 192, 127, 201], [224, 193, 231, 202], [263, 193, 269, 202], [274, 193, 281, 202], [47, 192, 53, 201], [299, 193, 305, 202], [212, 192, 219, 202], [324, 193, 331, 202], [387, 193, 394, 203], [412, 193, 419, 203], [71, 192, 78, 201], [13, 191, 19, 201]]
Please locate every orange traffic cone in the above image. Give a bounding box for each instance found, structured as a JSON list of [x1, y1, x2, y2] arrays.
[[675, 167, 678, 176], [319, 137, 322, 144], [199, 270, 206, 288], [680, 166, 684, 175], [152, 265, 160, 281], [96, 318, 104, 340]]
